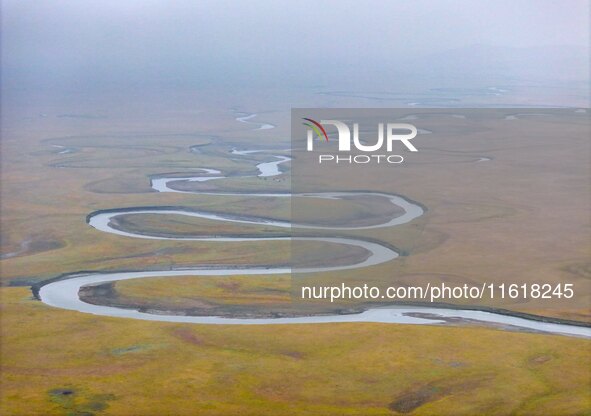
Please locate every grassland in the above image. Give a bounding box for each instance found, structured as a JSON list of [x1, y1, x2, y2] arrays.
[[2, 287, 591, 416], [1, 95, 589, 415]]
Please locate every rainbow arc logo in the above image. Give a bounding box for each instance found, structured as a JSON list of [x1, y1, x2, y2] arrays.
[[302, 118, 329, 142]]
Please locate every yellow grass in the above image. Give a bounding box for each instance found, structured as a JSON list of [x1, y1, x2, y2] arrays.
[[1, 100, 589, 414], [2, 288, 590, 416]]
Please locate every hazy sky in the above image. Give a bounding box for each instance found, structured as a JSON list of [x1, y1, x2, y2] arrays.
[[2, 0, 589, 90]]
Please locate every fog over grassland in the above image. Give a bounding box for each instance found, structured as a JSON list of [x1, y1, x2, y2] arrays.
[[1, 0, 589, 103], [1, 3, 590, 415]]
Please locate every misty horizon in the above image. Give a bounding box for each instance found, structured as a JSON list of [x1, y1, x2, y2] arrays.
[[1, 0, 589, 93]]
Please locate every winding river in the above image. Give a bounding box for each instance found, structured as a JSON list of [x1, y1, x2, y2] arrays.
[[37, 122, 591, 338], [235, 113, 275, 130]]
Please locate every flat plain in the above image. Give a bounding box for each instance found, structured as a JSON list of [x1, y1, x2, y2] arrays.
[[1, 93, 590, 415]]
